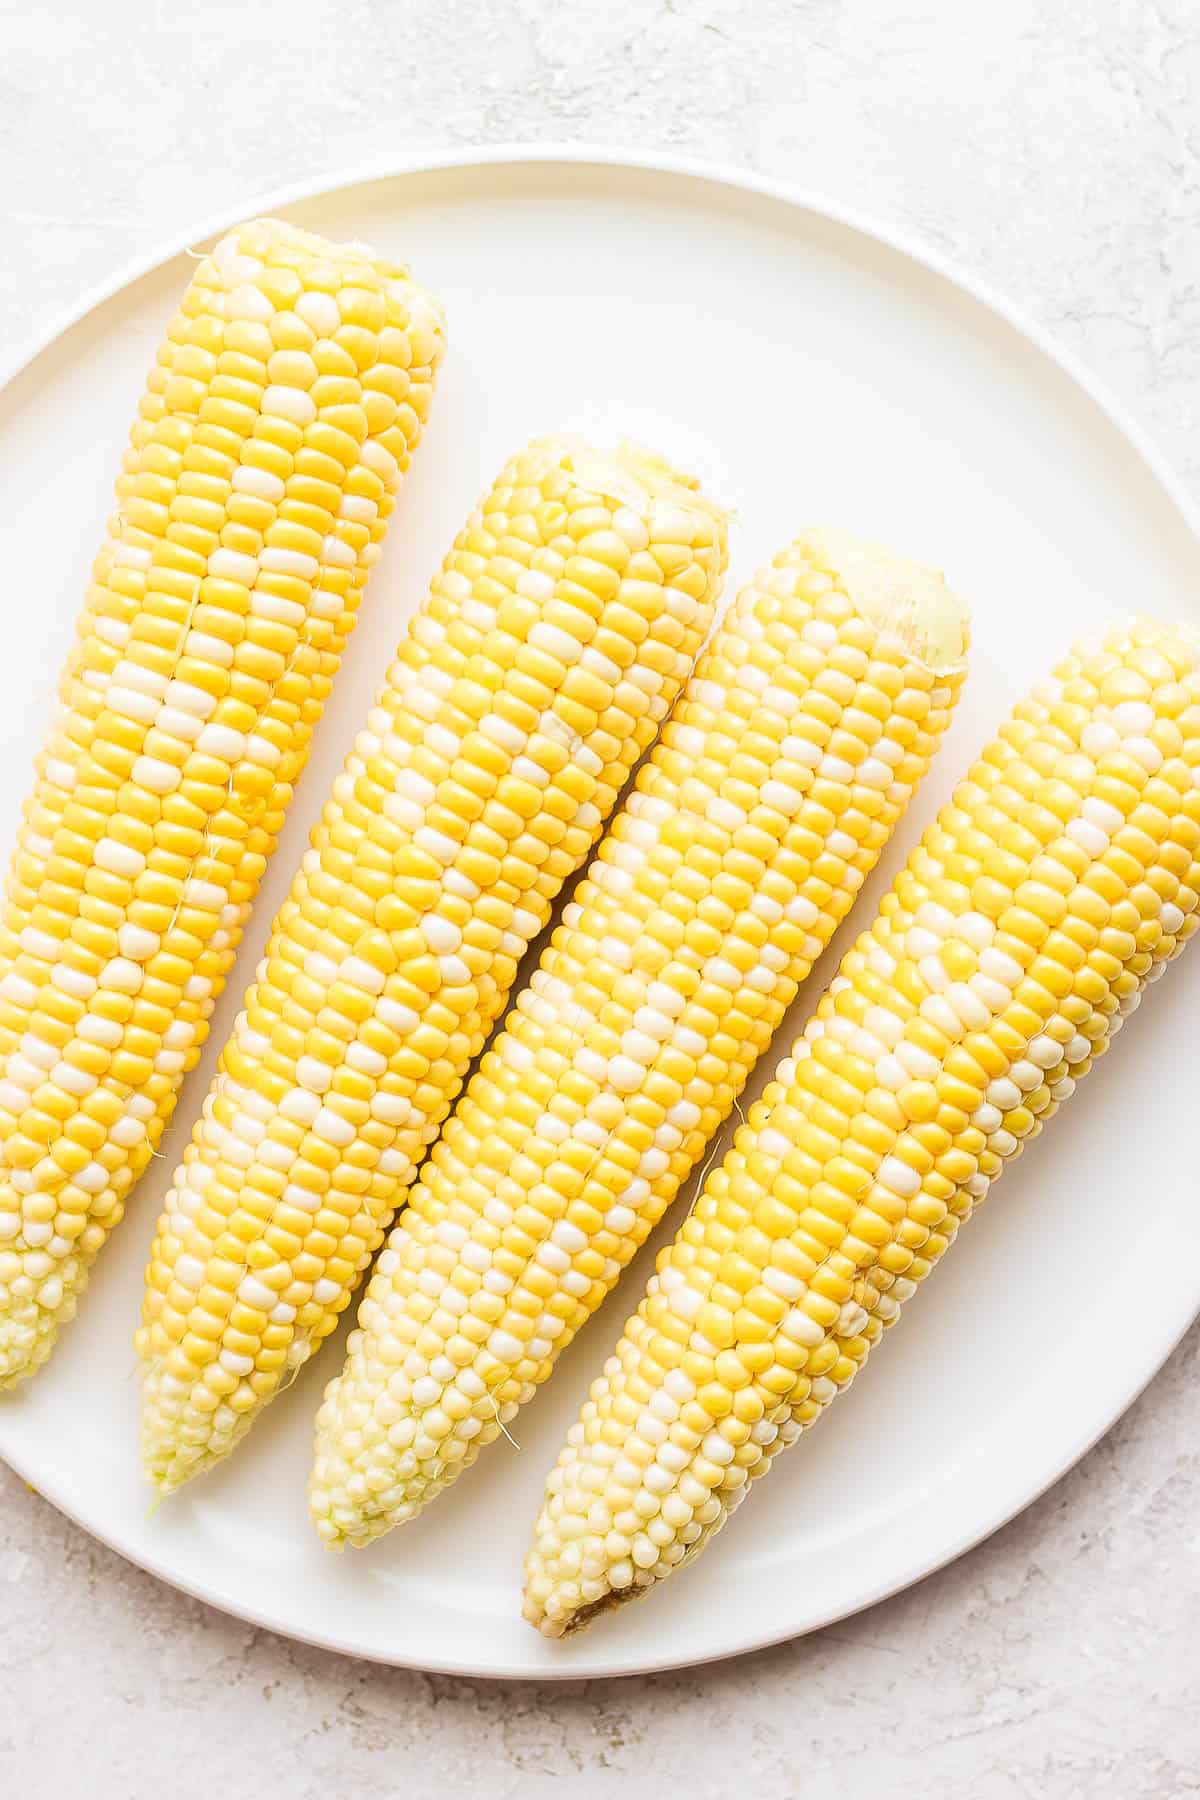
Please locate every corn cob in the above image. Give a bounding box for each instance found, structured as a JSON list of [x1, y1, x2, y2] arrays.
[[137, 438, 727, 1493], [309, 530, 969, 1547], [523, 616, 1200, 1636], [0, 220, 443, 1387]]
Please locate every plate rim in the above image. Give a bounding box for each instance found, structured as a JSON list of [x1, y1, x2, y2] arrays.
[[1, 143, 1197, 1682]]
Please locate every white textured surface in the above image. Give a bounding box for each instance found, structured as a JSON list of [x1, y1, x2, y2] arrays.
[[2, 1, 1199, 1791]]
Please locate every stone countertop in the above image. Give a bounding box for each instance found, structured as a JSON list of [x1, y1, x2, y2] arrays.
[[2, 3, 1199, 1794]]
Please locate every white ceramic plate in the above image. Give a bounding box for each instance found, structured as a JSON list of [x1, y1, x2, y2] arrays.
[[1, 149, 1197, 1680]]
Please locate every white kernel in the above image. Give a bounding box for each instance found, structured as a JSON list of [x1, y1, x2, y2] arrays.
[[296, 1056, 332, 1093], [864, 1006, 904, 1048], [646, 981, 686, 1019], [93, 839, 144, 878], [420, 915, 461, 955], [551, 1220, 587, 1255], [132, 755, 181, 795], [238, 1276, 277, 1312], [165, 680, 217, 720], [314, 1107, 355, 1147], [107, 685, 158, 724], [232, 464, 286, 503], [77, 1022, 120, 1051], [761, 778, 805, 816], [955, 912, 996, 950], [968, 973, 1010, 1013], [260, 546, 319, 581], [781, 1307, 825, 1346], [606, 1055, 643, 1094], [802, 619, 838, 649], [1125, 736, 1163, 773], [921, 994, 963, 1039], [1113, 701, 1155, 737], [979, 947, 1024, 987], [756, 684, 800, 725], [480, 715, 525, 755], [667, 1099, 701, 1131], [1066, 817, 1110, 857], [207, 547, 259, 586], [1082, 796, 1124, 835], [781, 734, 822, 767], [1082, 721, 1119, 757], [263, 384, 317, 426], [99, 957, 144, 997], [17, 928, 58, 963], [173, 1254, 206, 1290], [295, 290, 341, 335], [762, 1265, 804, 1301], [918, 953, 949, 994], [488, 1330, 524, 1364], [118, 924, 159, 962], [706, 796, 745, 833], [340, 955, 386, 996], [346, 1042, 388, 1078], [946, 982, 991, 1030], [158, 705, 205, 742], [196, 723, 247, 761], [537, 1241, 570, 1276], [414, 826, 459, 865], [877, 1154, 922, 1197], [785, 894, 819, 929], [183, 879, 225, 911], [376, 997, 419, 1035], [280, 1086, 321, 1126], [856, 757, 892, 790], [370, 1090, 411, 1126]]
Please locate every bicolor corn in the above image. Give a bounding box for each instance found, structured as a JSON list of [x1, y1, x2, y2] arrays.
[[523, 617, 1200, 1635], [0, 219, 444, 1385], [137, 438, 728, 1494], [309, 529, 969, 1547]]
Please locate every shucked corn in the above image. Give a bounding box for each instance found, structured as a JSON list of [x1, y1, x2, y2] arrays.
[[524, 617, 1200, 1636], [0, 220, 443, 1386], [310, 530, 969, 1547], [137, 438, 727, 1494]]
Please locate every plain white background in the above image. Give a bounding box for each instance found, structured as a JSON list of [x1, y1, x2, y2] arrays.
[[2, 3, 1199, 1794]]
